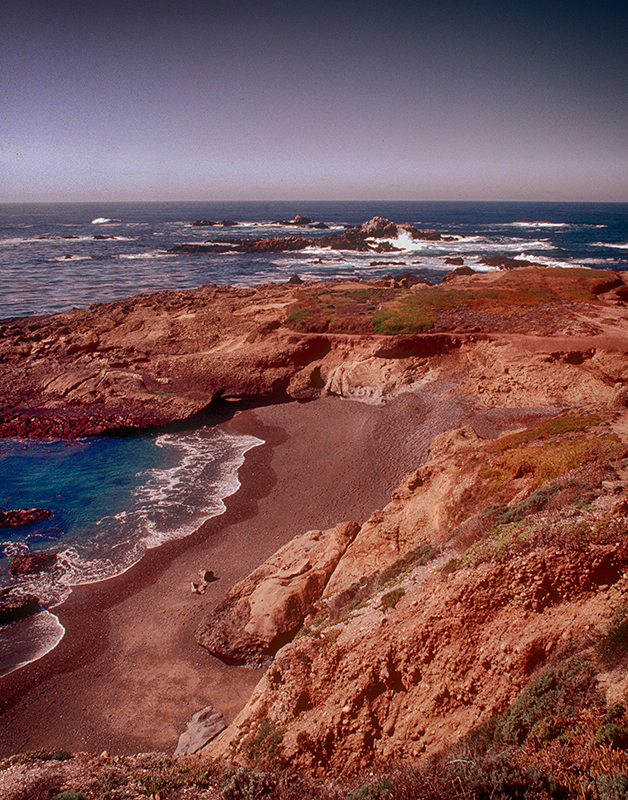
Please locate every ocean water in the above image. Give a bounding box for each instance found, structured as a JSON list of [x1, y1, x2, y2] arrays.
[[1, 200, 627, 320], [1, 200, 627, 675]]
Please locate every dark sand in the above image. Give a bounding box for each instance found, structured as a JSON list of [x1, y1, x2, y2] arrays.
[[0, 391, 532, 758]]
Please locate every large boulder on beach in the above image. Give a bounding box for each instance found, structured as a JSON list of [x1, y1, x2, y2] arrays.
[[196, 520, 360, 665], [10, 552, 57, 576], [0, 589, 40, 624]]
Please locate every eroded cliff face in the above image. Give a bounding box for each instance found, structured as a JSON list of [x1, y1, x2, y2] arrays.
[[203, 413, 628, 775], [4, 265, 628, 786], [2, 267, 628, 438]]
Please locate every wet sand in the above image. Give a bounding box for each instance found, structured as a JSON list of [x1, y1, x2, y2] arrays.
[[0, 391, 518, 758]]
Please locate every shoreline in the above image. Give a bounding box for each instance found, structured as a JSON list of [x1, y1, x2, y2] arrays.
[[0, 407, 284, 757], [1, 393, 450, 757], [0, 389, 554, 758]]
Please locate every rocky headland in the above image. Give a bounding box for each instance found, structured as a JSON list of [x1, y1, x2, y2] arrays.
[[3, 223, 628, 798]]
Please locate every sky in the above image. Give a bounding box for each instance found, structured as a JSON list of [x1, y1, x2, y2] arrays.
[[1, 0, 627, 203]]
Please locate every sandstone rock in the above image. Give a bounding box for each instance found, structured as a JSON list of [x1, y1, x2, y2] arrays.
[[10, 552, 57, 576], [0, 508, 53, 528], [3, 266, 628, 439], [196, 521, 360, 665], [444, 265, 476, 281], [174, 705, 226, 755]]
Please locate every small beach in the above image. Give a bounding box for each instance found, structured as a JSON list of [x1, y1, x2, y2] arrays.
[[0, 392, 464, 757]]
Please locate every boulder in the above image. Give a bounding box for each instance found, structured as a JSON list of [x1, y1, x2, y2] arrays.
[[0, 589, 40, 624], [444, 265, 477, 281], [10, 552, 57, 576], [0, 508, 53, 528], [174, 705, 226, 755], [191, 219, 214, 226], [359, 217, 398, 238], [292, 215, 311, 225], [196, 520, 360, 665]]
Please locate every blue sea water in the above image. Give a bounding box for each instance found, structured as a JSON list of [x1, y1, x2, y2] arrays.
[[0, 200, 627, 675], [1, 200, 627, 320]]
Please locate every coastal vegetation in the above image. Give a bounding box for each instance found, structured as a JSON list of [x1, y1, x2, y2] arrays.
[[285, 267, 623, 335]]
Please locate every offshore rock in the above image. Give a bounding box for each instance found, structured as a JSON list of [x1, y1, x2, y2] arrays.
[[359, 216, 398, 237], [0, 508, 53, 528], [196, 521, 360, 665], [0, 590, 40, 624], [10, 552, 57, 576]]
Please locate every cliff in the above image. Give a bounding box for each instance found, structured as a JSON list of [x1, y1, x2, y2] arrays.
[[2, 265, 628, 439], [4, 262, 628, 798]]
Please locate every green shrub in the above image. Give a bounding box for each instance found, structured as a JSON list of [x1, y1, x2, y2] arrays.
[[498, 654, 598, 745], [593, 721, 628, 749], [528, 714, 568, 745], [221, 766, 276, 799], [240, 717, 284, 767], [51, 792, 88, 800], [381, 587, 405, 611], [347, 776, 393, 800], [599, 607, 628, 665], [378, 544, 438, 587], [591, 772, 628, 800]]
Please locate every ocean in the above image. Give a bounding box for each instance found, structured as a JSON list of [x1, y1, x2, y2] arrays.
[[1, 199, 627, 675]]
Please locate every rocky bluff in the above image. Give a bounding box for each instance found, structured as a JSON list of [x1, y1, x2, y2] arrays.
[[2, 249, 628, 440], [5, 223, 628, 792]]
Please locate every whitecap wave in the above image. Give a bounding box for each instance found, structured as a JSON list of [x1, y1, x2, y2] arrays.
[[508, 221, 570, 228], [41, 428, 261, 593], [513, 253, 583, 269], [591, 241, 628, 250], [117, 251, 173, 260], [91, 217, 121, 224]]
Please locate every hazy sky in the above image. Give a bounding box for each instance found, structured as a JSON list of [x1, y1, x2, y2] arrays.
[[1, 0, 626, 202]]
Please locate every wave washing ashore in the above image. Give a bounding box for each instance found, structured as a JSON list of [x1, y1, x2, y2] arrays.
[[0, 200, 627, 676], [0, 429, 262, 676]]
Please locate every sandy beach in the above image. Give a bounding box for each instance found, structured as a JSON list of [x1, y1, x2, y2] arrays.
[[0, 390, 488, 758]]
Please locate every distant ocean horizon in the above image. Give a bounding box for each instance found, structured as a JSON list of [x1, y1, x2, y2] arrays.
[[1, 199, 627, 676]]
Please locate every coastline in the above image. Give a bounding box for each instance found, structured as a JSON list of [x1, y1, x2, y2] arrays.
[[0, 393, 455, 758]]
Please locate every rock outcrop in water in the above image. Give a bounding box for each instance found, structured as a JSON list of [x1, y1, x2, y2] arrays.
[[0, 509, 53, 528], [169, 216, 446, 255], [0, 589, 40, 624]]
